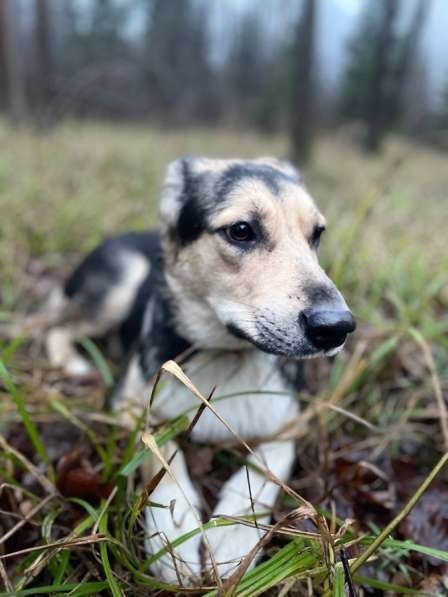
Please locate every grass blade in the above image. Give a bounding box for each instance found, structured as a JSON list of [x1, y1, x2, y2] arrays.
[[332, 565, 345, 597], [98, 512, 123, 597], [0, 359, 51, 474]]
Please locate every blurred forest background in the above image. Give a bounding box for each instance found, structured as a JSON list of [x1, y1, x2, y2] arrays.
[[1, 1, 448, 594], [1, 0, 448, 158]]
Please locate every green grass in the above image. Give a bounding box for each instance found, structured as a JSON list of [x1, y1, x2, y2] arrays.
[[0, 119, 447, 595]]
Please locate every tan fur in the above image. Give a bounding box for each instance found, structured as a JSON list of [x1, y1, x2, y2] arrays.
[[162, 161, 341, 352]]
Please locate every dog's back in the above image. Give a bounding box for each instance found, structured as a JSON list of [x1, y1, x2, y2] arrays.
[[46, 231, 160, 374]]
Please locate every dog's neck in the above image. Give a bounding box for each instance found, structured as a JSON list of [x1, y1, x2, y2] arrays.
[[137, 268, 190, 378]]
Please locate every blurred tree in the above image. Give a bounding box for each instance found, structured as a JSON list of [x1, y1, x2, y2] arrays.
[[436, 77, 448, 134], [340, 0, 429, 153], [53, 0, 137, 117], [224, 11, 267, 126], [390, 0, 430, 125], [144, 0, 217, 123], [0, 0, 28, 122], [0, 7, 7, 109], [33, 0, 53, 121], [290, 0, 318, 164], [363, 0, 398, 152]]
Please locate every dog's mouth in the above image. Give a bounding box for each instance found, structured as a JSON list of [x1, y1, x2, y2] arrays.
[[227, 309, 356, 359]]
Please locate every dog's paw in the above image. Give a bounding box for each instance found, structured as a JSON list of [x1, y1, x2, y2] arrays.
[[64, 356, 94, 376], [145, 504, 202, 585], [204, 521, 264, 579]]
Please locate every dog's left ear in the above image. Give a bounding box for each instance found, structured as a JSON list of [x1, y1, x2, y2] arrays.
[[159, 158, 186, 229], [159, 156, 206, 229]]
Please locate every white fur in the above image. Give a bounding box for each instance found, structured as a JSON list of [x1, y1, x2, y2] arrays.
[[101, 252, 150, 327], [113, 342, 299, 583], [143, 434, 296, 583], [145, 442, 203, 583], [115, 347, 299, 584], [114, 355, 149, 425], [205, 440, 295, 577], [151, 350, 298, 442], [47, 327, 93, 375]]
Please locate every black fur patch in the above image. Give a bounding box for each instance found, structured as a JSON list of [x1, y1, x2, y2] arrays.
[[175, 160, 208, 246], [226, 322, 252, 342], [137, 280, 190, 380], [278, 358, 305, 393], [64, 231, 158, 320], [216, 164, 298, 202]]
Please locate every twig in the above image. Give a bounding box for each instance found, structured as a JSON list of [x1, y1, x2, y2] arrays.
[[340, 549, 358, 597], [245, 465, 259, 532]]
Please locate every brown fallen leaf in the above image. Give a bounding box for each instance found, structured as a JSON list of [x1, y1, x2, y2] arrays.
[[57, 448, 113, 501]]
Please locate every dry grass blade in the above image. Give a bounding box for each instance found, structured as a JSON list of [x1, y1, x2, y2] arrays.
[[92, 485, 118, 535], [218, 507, 316, 596], [215, 509, 321, 540], [0, 434, 57, 496], [159, 361, 316, 512], [0, 494, 54, 546], [323, 404, 379, 432], [141, 429, 222, 589], [0, 533, 108, 560], [277, 342, 367, 442], [410, 328, 448, 450], [0, 559, 12, 592], [139, 385, 214, 513], [137, 448, 178, 513], [325, 342, 367, 406]]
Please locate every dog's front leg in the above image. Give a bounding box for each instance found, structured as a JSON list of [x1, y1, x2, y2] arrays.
[[144, 441, 203, 585], [204, 440, 295, 579]]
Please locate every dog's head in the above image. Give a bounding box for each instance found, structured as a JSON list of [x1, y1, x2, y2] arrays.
[[159, 156, 355, 357]]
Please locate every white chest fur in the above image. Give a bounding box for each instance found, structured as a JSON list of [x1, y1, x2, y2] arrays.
[[150, 350, 299, 443]]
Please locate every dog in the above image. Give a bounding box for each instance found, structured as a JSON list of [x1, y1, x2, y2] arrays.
[[41, 156, 356, 584]]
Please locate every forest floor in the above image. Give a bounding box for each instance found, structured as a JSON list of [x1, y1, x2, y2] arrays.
[[0, 120, 447, 595]]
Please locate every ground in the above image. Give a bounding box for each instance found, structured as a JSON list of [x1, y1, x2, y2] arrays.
[[0, 120, 447, 595]]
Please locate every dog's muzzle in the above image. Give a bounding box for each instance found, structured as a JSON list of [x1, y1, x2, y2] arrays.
[[300, 308, 356, 351]]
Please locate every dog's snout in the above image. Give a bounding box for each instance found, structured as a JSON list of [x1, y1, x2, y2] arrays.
[[300, 308, 356, 351]]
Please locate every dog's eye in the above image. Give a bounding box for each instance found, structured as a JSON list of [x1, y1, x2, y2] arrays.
[[227, 222, 255, 243], [311, 225, 325, 249]]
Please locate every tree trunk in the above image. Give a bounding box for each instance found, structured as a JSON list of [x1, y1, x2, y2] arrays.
[[0, 7, 7, 109], [0, 0, 27, 123], [290, 0, 317, 165], [364, 0, 399, 153], [393, 0, 430, 122], [33, 0, 52, 120]]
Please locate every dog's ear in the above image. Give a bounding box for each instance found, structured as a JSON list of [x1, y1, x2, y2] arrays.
[[159, 158, 186, 228], [254, 157, 302, 181]]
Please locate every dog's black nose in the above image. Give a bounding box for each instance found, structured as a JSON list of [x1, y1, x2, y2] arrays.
[[300, 308, 356, 351]]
